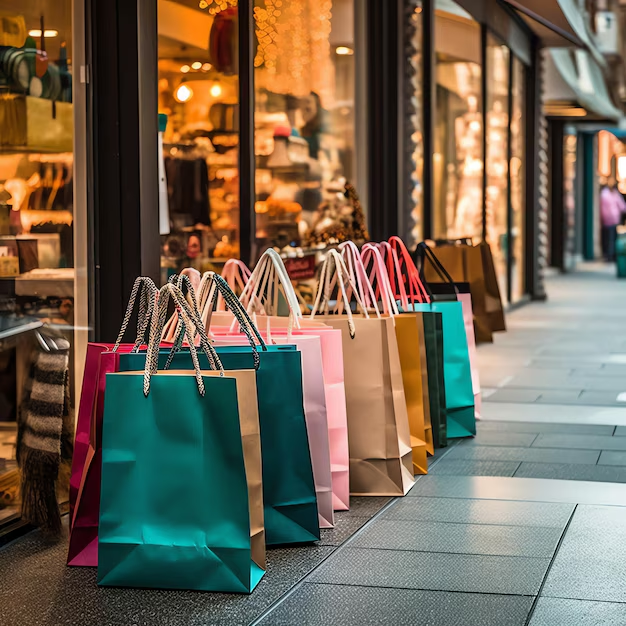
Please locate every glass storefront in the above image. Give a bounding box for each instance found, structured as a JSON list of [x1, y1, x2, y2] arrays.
[[433, 0, 482, 241], [253, 0, 357, 252], [156, 0, 360, 277], [158, 0, 241, 276], [485, 36, 510, 299], [0, 0, 82, 527]]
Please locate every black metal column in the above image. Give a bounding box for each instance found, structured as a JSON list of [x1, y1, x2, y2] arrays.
[[238, 0, 255, 265], [367, 0, 400, 240], [90, 0, 160, 342], [525, 41, 546, 299], [549, 120, 565, 272]]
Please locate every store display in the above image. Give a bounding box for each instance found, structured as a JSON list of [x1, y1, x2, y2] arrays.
[[0, 3, 77, 536], [63, 231, 487, 592]]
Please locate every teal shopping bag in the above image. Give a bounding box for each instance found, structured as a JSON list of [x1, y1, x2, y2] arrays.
[[118, 345, 320, 546], [98, 369, 266, 592], [406, 301, 475, 439]]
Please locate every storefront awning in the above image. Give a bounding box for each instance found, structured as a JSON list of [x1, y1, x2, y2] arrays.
[[544, 48, 623, 122], [503, 0, 605, 68]]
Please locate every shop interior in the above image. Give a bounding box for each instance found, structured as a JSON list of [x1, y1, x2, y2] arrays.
[[0, 0, 75, 525], [157, 0, 363, 279]]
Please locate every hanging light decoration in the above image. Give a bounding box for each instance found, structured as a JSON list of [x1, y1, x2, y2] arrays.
[[253, 0, 334, 104], [199, 0, 238, 15]]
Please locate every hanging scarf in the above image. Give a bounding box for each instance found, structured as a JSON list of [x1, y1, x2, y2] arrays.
[[17, 341, 73, 535]]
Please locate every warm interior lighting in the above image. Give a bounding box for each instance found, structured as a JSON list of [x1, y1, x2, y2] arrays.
[[191, 61, 202, 70], [202, 63, 212, 71], [618, 155, 626, 181], [28, 29, 58, 38], [598, 130, 612, 177], [175, 84, 193, 103], [335, 46, 354, 56], [544, 105, 588, 117], [180, 64, 190, 73], [210, 82, 222, 97]]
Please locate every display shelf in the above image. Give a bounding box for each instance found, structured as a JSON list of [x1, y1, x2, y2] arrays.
[[0, 314, 43, 341]]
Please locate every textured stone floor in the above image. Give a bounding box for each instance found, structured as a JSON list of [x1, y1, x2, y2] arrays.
[[3, 263, 626, 625]]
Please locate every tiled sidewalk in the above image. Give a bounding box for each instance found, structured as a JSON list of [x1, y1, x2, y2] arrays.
[[3, 264, 626, 625]]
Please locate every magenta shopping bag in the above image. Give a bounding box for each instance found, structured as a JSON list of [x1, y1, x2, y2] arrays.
[[458, 292, 482, 419], [212, 332, 334, 528], [68, 276, 157, 567], [68, 346, 125, 566]]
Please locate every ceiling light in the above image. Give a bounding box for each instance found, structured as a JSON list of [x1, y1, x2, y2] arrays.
[[28, 29, 58, 38], [202, 63, 212, 71], [180, 64, 190, 73], [210, 82, 222, 97], [191, 61, 202, 70], [335, 46, 354, 56], [175, 84, 193, 103]]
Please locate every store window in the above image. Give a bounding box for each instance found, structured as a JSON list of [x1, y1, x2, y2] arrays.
[[510, 57, 526, 302], [158, 0, 241, 277], [433, 0, 482, 240], [485, 36, 509, 298], [253, 0, 361, 254], [0, 1, 78, 527]]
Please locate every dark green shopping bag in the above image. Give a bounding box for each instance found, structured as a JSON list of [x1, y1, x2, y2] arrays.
[[420, 311, 447, 448], [119, 344, 320, 546]]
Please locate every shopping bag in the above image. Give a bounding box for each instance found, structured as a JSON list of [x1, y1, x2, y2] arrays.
[[231, 249, 350, 512], [311, 250, 414, 496], [410, 243, 476, 439], [68, 277, 157, 567], [423, 241, 494, 343], [479, 241, 506, 332], [157, 271, 320, 545], [358, 242, 428, 475], [213, 332, 334, 528], [98, 284, 265, 592]]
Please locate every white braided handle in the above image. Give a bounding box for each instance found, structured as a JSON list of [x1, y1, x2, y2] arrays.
[[311, 249, 366, 338], [338, 241, 381, 317], [113, 277, 158, 352]]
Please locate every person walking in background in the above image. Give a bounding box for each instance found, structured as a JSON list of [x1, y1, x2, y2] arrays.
[[600, 179, 626, 262]]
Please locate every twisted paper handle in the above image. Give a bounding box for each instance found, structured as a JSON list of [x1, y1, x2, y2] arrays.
[[113, 277, 158, 353]]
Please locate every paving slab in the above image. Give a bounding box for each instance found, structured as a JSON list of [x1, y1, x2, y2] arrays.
[[529, 598, 626, 626], [349, 519, 562, 557], [446, 445, 600, 465], [532, 434, 626, 451], [477, 421, 614, 436], [460, 432, 538, 447], [257, 584, 533, 626], [308, 547, 550, 596], [514, 462, 626, 484], [408, 475, 626, 506], [380, 497, 574, 527], [543, 505, 626, 603], [429, 460, 521, 477]]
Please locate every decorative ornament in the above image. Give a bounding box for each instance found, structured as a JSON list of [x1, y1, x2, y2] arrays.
[[253, 0, 334, 104], [199, 0, 238, 15]]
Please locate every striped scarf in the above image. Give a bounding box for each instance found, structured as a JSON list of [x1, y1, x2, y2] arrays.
[[17, 345, 73, 535]]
